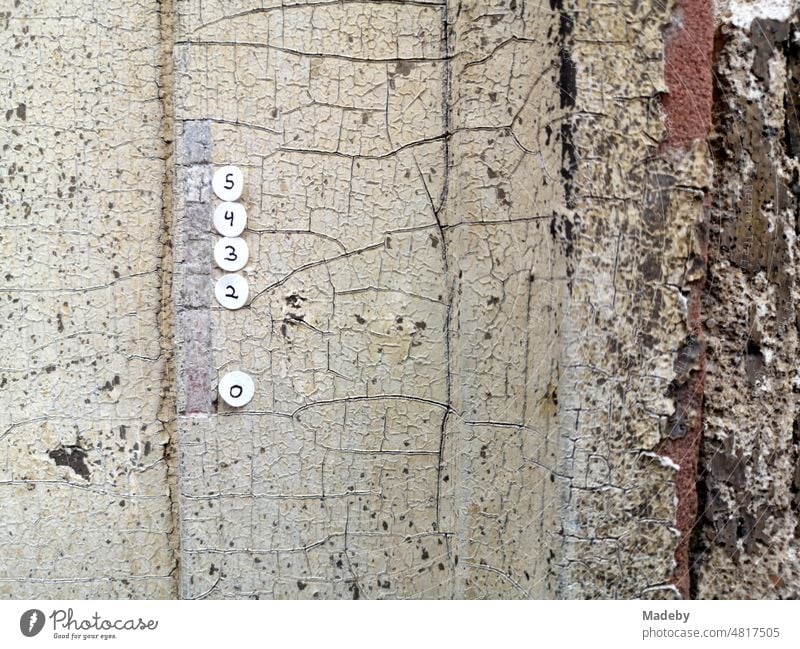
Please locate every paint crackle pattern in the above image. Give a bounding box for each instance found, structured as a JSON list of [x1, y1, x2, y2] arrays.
[[6, 0, 788, 600], [0, 0, 176, 598]]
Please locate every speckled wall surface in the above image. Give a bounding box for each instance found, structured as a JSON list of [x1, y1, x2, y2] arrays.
[[172, 0, 572, 599], [697, 0, 800, 598], [3, 0, 798, 599], [0, 1, 176, 597], [170, 0, 702, 599]]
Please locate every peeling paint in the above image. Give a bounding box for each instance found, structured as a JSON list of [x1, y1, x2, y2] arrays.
[[696, 5, 800, 598], [0, 0, 177, 598], [4, 0, 792, 601]]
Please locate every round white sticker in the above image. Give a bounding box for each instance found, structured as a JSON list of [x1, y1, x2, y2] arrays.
[[214, 237, 249, 272], [212, 165, 244, 201], [213, 202, 247, 237], [215, 273, 249, 310], [218, 370, 255, 407]]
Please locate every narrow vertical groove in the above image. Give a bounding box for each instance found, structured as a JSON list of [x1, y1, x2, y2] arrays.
[[433, 0, 452, 539], [555, 0, 576, 212], [553, 0, 574, 600], [436, 0, 456, 598], [155, 0, 180, 595]]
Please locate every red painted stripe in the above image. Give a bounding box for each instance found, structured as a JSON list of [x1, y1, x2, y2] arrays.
[[661, 0, 714, 151], [658, 0, 714, 598]]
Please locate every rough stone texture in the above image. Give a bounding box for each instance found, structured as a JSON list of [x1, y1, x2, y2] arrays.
[[0, 1, 176, 597], [695, 2, 800, 598]]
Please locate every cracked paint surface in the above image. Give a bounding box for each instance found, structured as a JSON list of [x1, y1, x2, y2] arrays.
[[0, 0, 748, 599], [173, 0, 709, 599], [174, 0, 573, 599], [558, 0, 710, 598], [0, 1, 176, 597]]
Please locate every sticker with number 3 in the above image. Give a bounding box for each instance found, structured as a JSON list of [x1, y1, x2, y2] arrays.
[[215, 273, 249, 310], [214, 237, 249, 272], [213, 201, 246, 237], [212, 165, 243, 201]]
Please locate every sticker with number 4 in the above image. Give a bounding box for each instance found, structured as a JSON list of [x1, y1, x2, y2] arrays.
[[215, 273, 249, 310], [213, 201, 246, 237]]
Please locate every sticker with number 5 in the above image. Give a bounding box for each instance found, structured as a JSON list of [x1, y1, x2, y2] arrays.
[[212, 165, 243, 201]]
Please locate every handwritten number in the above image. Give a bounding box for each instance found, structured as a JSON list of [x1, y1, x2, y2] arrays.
[[224, 245, 237, 262], [224, 210, 235, 226], [224, 173, 234, 190], [225, 285, 239, 300], [229, 384, 243, 399]]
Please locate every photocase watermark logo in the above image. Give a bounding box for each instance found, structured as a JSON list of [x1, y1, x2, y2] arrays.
[[20, 609, 45, 637], [16, 608, 159, 641]]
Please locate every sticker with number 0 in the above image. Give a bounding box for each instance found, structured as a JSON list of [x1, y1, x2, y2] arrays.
[[213, 202, 247, 237], [212, 165, 244, 201], [215, 273, 249, 310], [214, 237, 249, 272], [218, 370, 255, 407]]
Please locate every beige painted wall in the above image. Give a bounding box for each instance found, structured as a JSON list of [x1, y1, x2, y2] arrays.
[[173, 0, 573, 599], [0, 0, 175, 597], [171, 0, 699, 599], [3, 0, 796, 599]]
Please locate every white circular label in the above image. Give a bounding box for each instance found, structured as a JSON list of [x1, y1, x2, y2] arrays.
[[212, 165, 244, 201], [213, 202, 247, 237], [215, 273, 249, 310], [214, 237, 249, 272], [218, 370, 255, 407]]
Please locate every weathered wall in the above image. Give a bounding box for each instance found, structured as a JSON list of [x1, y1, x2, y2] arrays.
[[0, 1, 176, 596], [173, 0, 573, 599], [559, 0, 711, 598], [2, 0, 798, 600], [170, 0, 709, 599], [695, 0, 800, 598]]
